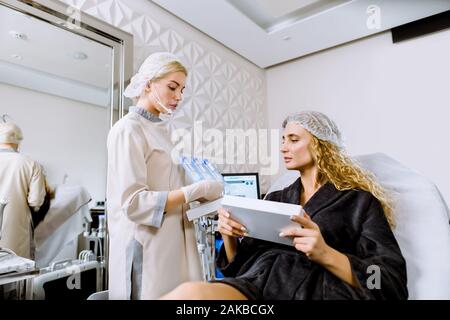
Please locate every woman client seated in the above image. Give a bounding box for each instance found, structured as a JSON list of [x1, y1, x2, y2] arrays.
[[161, 110, 408, 300]]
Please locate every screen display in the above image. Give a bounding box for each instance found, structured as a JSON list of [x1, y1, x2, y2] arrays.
[[222, 174, 259, 199]]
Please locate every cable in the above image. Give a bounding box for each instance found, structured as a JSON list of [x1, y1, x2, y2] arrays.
[[78, 249, 94, 262], [0, 195, 8, 240], [97, 237, 103, 261]]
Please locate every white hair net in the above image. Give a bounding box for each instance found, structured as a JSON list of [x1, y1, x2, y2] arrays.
[[124, 52, 183, 99], [0, 122, 23, 145], [282, 111, 344, 148]]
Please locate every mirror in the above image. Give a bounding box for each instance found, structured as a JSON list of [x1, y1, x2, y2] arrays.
[[0, 0, 132, 273], [0, 5, 113, 108]]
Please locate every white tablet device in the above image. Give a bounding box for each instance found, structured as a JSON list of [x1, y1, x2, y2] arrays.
[[186, 195, 304, 246], [221, 195, 303, 246]]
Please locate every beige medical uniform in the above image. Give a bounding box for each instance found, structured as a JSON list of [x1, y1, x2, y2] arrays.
[[0, 148, 46, 258], [106, 107, 202, 300]]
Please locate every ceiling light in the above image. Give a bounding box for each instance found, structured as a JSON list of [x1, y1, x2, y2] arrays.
[[9, 30, 27, 41], [70, 51, 88, 60], [11, 54, 23, 60]]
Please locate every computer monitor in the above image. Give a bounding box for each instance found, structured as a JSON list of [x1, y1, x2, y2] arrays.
[[221, 172, 260, 200]]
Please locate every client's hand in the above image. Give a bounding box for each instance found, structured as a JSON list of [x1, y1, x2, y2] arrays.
[[217, 207, 248, 238], [181, 180, 223, 203], [280, 212, 331, 264]]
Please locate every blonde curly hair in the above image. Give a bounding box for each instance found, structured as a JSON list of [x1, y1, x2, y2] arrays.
[[309, 136, 395, 228]]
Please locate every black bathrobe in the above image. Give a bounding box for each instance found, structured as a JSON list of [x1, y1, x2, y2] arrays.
[[216, 178, 408, 300]]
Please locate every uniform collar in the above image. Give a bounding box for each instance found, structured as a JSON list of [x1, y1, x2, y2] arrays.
[[0, 147, 17, 153], [129, 106, 162, 123]]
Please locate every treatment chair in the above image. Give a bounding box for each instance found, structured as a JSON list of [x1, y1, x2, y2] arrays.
[[34, 185, 91, 268], [267, 153, 450, 300]]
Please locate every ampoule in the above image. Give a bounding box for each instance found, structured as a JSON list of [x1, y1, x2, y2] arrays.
[[181, 156, 202, 182]]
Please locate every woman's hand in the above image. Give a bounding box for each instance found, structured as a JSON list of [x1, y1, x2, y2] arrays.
[[281, 212, 359, 288], [217, 207, 248, 238], [280, 212, 331, 265], [181, 180, 223, 203]]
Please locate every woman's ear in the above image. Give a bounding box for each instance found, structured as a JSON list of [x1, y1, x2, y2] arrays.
[[144, 81, 152, 93]]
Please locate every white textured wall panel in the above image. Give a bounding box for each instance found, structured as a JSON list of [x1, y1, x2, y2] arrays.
[[61, 0, 271, 192]]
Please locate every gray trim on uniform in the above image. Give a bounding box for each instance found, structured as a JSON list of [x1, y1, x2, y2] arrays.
[[131, 239, 143, 300], [125, 240, 134, 299], [0, 148, 17, 153], [150, 191, 168, 228], [129, 106, 162, 123]]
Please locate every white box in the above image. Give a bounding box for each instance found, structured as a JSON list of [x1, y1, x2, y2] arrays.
[[186, 195, 303, 246]]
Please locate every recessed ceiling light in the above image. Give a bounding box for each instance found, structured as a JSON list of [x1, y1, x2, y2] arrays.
[[11, 54, 23, 60], [70, 51, 88, 60], [9, 30, 27, 41]]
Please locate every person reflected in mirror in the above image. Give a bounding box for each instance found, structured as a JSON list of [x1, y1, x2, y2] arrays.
[[31, 178, 54, 228], [107, 52, 223, 300], [0, 120, 52, 259], [161, 111, 408, 300]]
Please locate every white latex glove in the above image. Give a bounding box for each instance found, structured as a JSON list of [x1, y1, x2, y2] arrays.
[[181, 180, 224, 203]]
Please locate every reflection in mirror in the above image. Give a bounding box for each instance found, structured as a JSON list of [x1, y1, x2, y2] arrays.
[[0, 4, 113, 107], [0, 0, 132, 293], [0, 3, 112, 206]]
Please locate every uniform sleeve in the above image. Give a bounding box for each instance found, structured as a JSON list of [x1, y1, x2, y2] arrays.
[[27, 162, 46, 210], [108, 123, 168, 228], [345, 196, 408, 300]]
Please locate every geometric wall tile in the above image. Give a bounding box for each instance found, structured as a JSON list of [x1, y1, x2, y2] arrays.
[[61, 0, 269, 190]]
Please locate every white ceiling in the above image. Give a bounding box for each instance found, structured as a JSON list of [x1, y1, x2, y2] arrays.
[[0, 4, 112, 88], [152, 0, 450, 68]]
